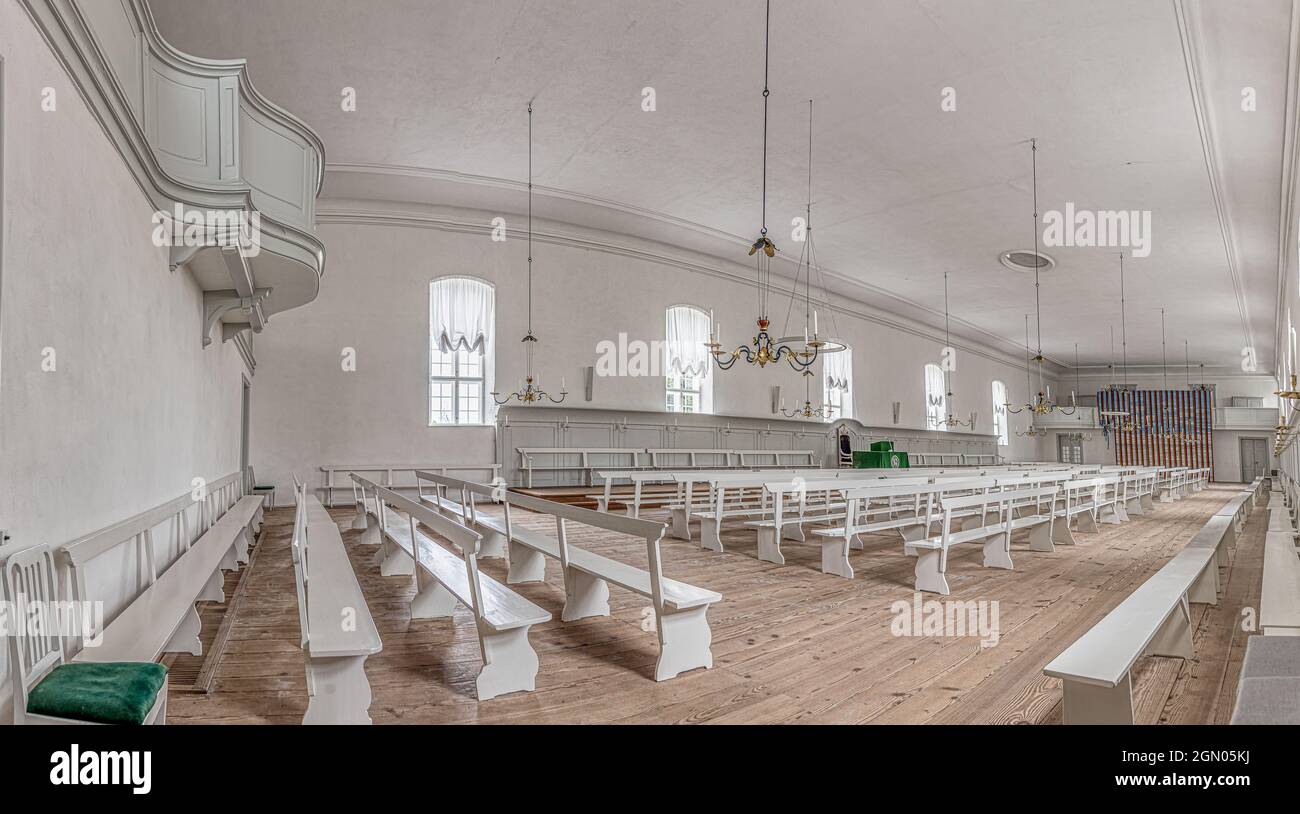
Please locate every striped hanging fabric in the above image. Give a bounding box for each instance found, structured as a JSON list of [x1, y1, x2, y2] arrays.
[[1097, 389, 1213, 479]]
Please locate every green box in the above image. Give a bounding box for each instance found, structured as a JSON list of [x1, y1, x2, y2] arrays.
[[869, 440, 894, 452], [853, 450, 909, 469]]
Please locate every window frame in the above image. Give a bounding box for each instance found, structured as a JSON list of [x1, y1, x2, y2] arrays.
[[991, 380, 1009, 446], [428, 275, 495, 427], [925, 362, 947, 431], [664, 304, 713, 415]]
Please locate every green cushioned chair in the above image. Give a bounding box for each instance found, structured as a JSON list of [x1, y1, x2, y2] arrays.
[[2, 545, 168, 725]]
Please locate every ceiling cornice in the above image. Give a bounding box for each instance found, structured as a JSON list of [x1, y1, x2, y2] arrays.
[[1173, 0, 1257, 364], [1271, 0, 1300, 377]]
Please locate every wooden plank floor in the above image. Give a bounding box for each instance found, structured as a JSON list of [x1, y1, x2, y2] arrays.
[[164, 484, 1265, 724]]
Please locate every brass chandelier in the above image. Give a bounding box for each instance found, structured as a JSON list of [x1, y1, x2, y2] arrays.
[[492, 102, 567, 406], [706, 0, 832, 374]]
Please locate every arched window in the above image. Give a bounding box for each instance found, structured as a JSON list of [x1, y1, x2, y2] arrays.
[[925, 363, 946, 430], [991, 380, 1009, 446], [824, 346, 853, 421], [664, 305, 713, 414], [429, 276, 495, 425]]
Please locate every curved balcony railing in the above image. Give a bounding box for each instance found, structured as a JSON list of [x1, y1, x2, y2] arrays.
[[23, 0, 327, 346]]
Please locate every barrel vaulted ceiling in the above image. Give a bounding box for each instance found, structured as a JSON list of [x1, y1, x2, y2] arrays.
[[149, 0, 1299, 374]]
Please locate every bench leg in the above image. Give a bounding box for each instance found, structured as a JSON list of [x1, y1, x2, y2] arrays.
[[235, 527, 252, 565], [164, 605, 203, 656], [783, 523, 805, 543], [849, 533, 865, 550], [304, 655, 373, 725], [199, 568, 225, 603], [700, 520, 724, 553], [1052, 519, 1078, 545], [351, 505, 368, 531], [670, 507, 691, 541], [478, 525, 507, 559], [358, 518, 381, 546], [1125, 496, 1144, 517], [1099, 505, 1122, 525], [1188, 564, 1218, 605], [900, 524, 926, 557], [1060, 675, 1134, 725], [506, 539, 547, 583], [562, 569, 610, 621], [654, 604, 713, 681], [819, 538, 854, 579], [959, 515, 985, 532], [476, 625, 540, 700], [409, 572, 458, 619], [1076, 510, 1099, 533], [983, 532, 1014, 570], [1160, 489, 1174, 503], [1028, 521, 1054, 553], [756, 527, 786, 566], [1224, 525, 1238, 549], [914, 549, 950, 595], [378, 539, 414, 577], [1141, 494, 1156, 511], [1114, 502, 1131, 522], [219, 544, 239, 572], [1145, 598, 1193, 660]]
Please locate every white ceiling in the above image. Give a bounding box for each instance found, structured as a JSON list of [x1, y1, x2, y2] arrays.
[[149, 0, 1297, 372]]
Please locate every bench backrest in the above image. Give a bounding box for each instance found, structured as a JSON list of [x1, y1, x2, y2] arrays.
[[58, 470, 246, 650], [415, 470, 681, 612], [290, 481, 310, 647], [1, 544, 66, 724]]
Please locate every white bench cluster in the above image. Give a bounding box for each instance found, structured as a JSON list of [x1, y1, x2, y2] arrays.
[[407, 470, 723, 682], [519, 446, 819, 487], [289, 478, 382, 724], [319, 462, 502, 507], [1043, 477, 1264, 724], [352, 473, 551, 700], [1261, 485, 1300, 636], [598, 465, 1163, 595], [1, 470, 265, 725]]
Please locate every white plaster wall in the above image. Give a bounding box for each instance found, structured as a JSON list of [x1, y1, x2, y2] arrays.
[[253, 216, 1056, 504], [0, 3, 247, 720]]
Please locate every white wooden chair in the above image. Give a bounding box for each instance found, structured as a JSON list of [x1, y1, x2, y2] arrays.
[[2, 545, 166, 725]]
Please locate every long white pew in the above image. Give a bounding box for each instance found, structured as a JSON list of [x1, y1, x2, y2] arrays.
[[414, 471, 723, 681], [1042, 489, 1250, 724], [1262, 506, 1300, 636], [326, 462, 501, 509], [353, 475, 551, 700], [64, 472, 262, 664], [290, 485, 383, 723]]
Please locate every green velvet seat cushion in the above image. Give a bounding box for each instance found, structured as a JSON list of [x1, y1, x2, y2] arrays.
[[27, 662, 166, 725]]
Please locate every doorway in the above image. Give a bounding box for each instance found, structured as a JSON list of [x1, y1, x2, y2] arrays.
[[1240, 437, 1267, 483]]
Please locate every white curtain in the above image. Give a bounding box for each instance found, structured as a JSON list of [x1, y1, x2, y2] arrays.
[[925, 363, 946, 429], [665, 305, 711, 378], [824, 346, 853, 420], [431, 277, 494, 354], [991, 380, 1008, 445]]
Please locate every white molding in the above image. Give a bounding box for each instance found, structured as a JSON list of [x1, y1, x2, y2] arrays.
[[1173, 0, 1256, 362], [316, 199, 1064, 379], [1272, 0, 1300, 375]]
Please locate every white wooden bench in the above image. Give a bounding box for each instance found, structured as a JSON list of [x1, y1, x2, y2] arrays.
[[353, 475, 551, 699], [693, 471, 847, 553], [324, 462, 501, 509], [1214, 490, 1254, 547], [1261, 515, 1300, 635], [63, 472, 262, 663], [517, 447, 646, 487], [907, 486, 1058, 595], [289, 484, 383, 723], [1042, 493, 1244, 724], [414, 471, 723, 681]]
